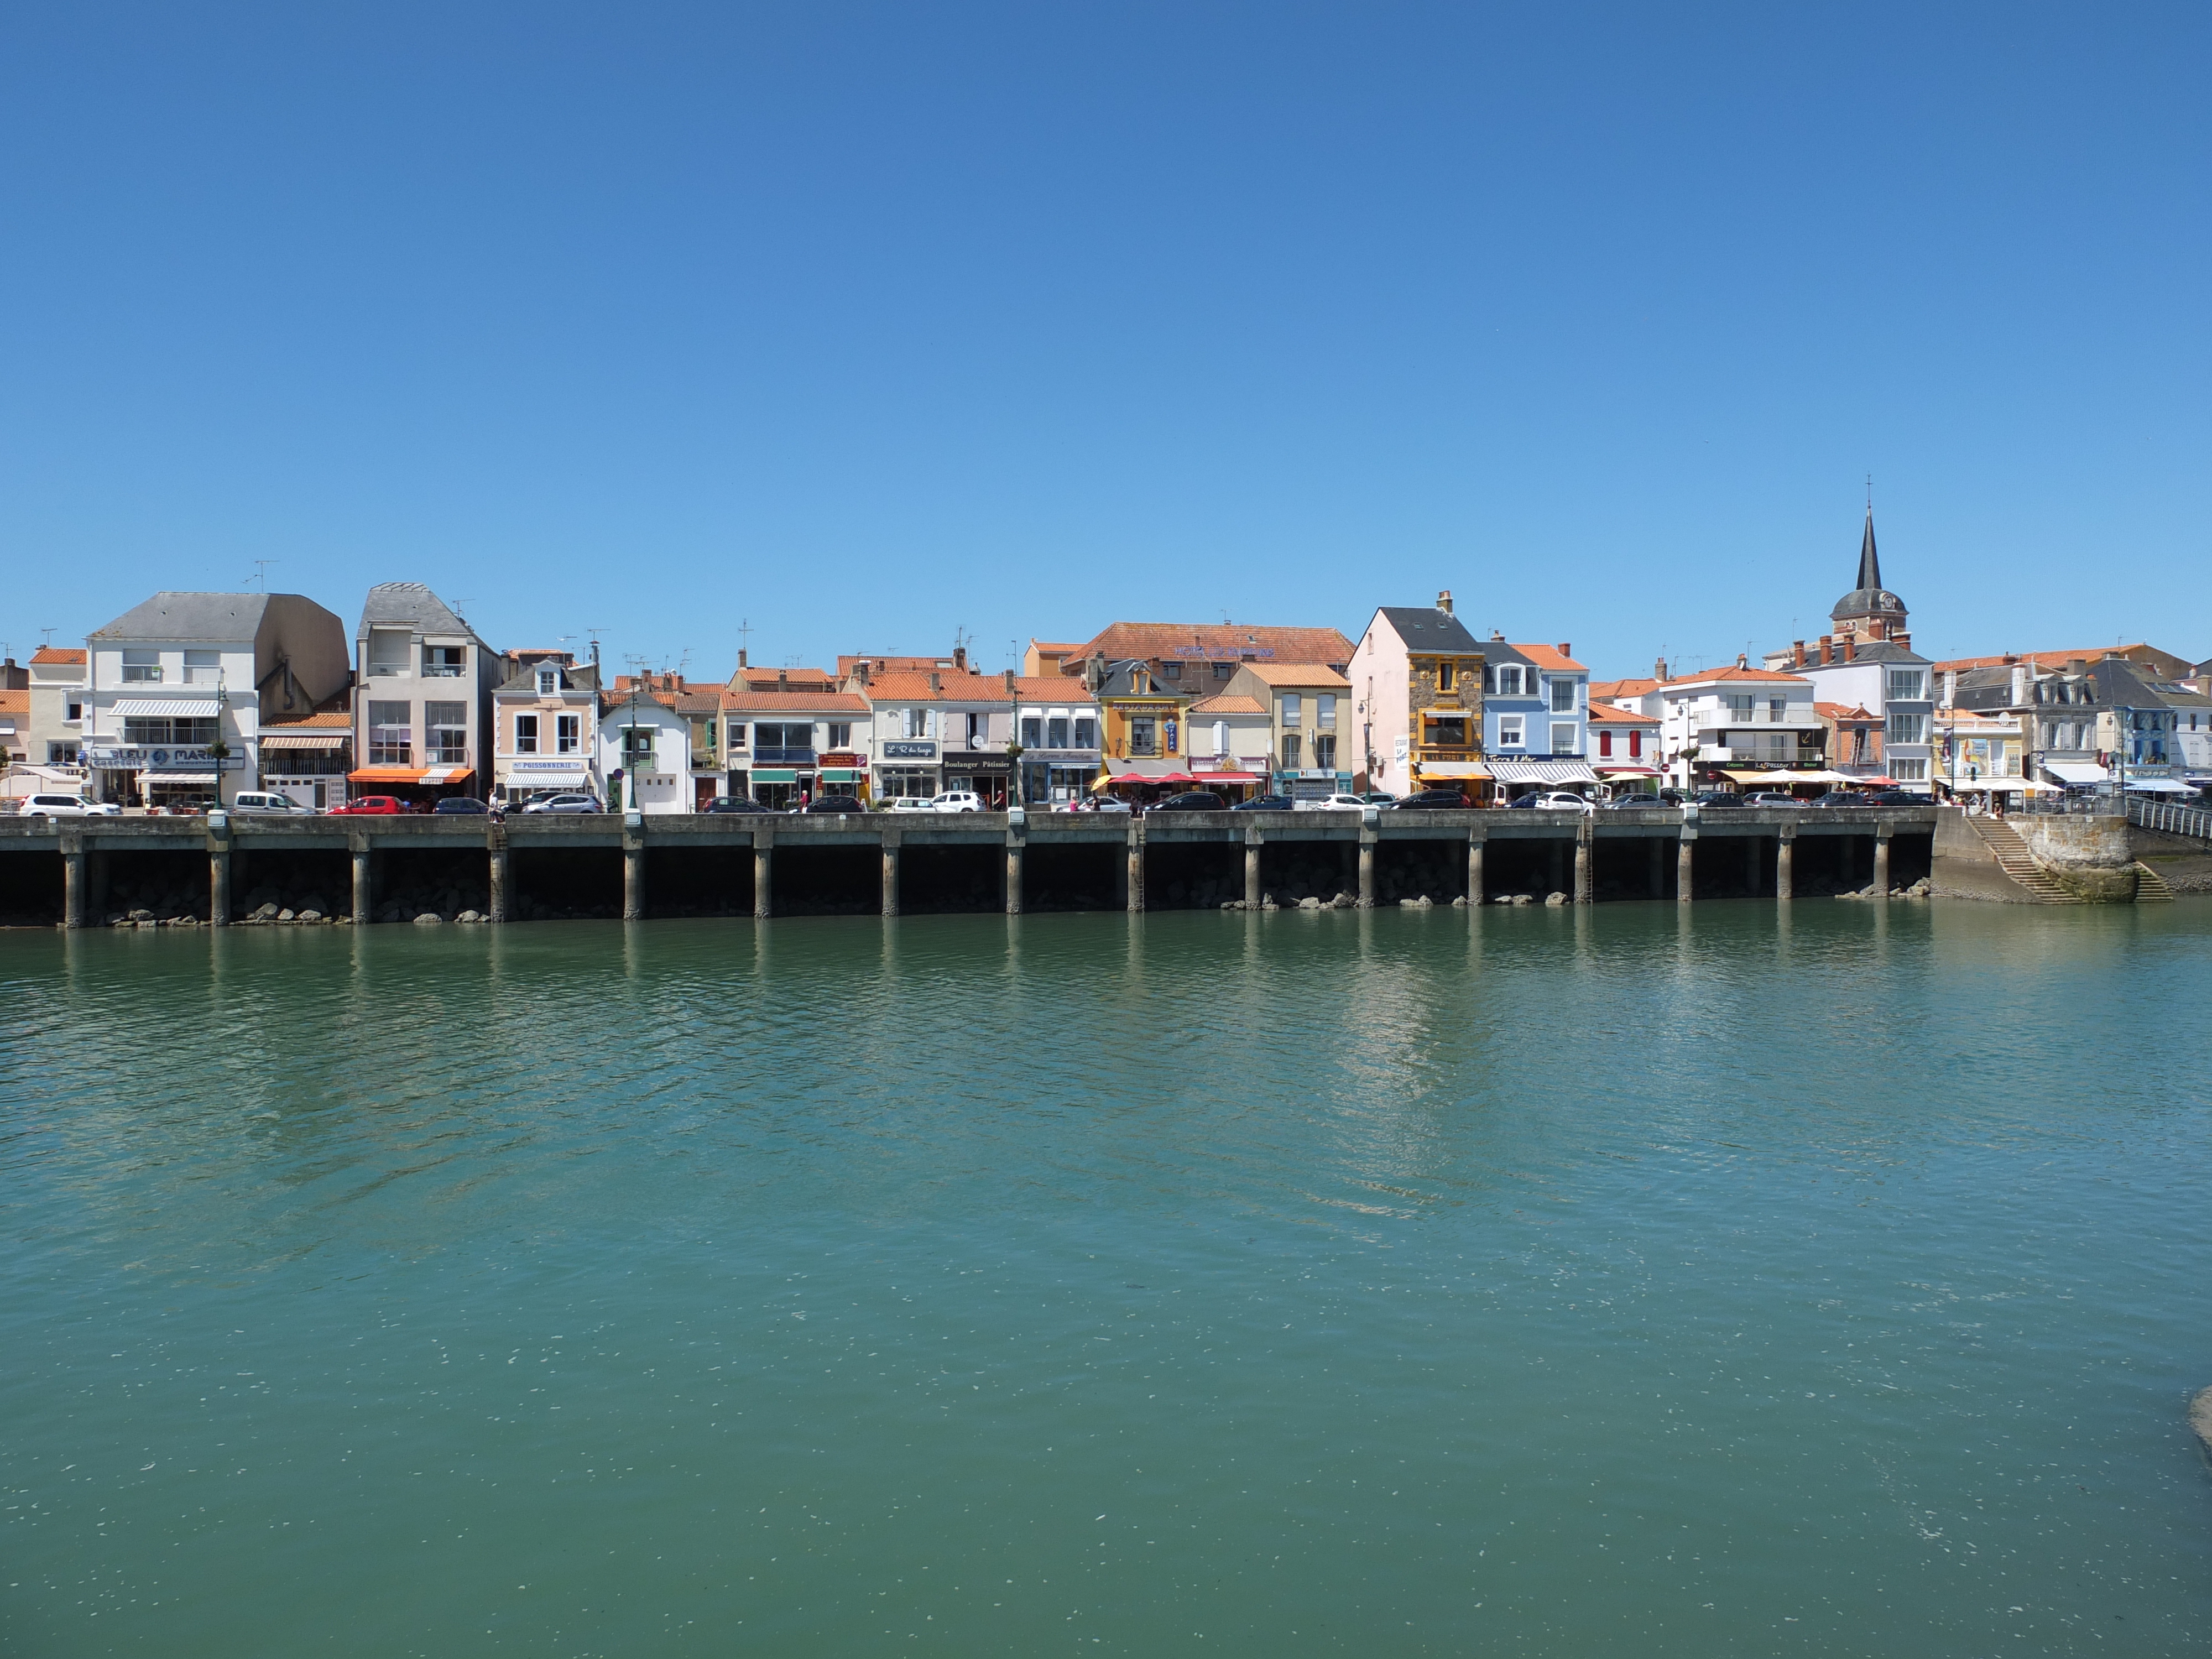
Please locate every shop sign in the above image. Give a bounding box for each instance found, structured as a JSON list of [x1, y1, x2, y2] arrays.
[[818, 751, 863, 767], [86, 745, 244, 771], [1164, 719, 1178, 754], [883, 741, 937, 759], [943, 752, 1010, 773]]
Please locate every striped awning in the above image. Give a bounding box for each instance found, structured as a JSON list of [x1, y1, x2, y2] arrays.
[[1485, 759, 1600, 785], [112, 698, 221, 717], [259, 732, 348, 750]]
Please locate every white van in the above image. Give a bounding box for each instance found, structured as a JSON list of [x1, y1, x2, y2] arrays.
[[232, 791, 314, 816]]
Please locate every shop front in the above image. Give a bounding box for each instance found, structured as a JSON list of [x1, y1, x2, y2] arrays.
[[941, 751, 1010, 807], [816, 750, 869, 804], [1593, 764, 1661, 799], [1485, 758, 1600, 802], [260, 731, 353, 810], [84, 742, 245, 810], [1100, 758, 1199, 805], [1196, 767, 1266, 801], [502, 755, 598, 806], [1411, 758, 1493, 802], [875, 739, 938, 804], [347, 764, 479, 808]]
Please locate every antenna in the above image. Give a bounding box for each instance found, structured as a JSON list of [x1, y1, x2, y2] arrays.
[[734, 617, 754, 659], [40, 627, 55, 649], [244, 559, 279, 592]]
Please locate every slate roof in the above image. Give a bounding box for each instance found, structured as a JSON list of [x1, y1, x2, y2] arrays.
[[92, 592, 274, 641], [1800, 639, 1928, 666], [357, 582, 479, 640], [495, 659, 601, 693], [1832, 510, 1907, 622], [1077, 621, 1355, 665], [1375, 607, 1483, 655]]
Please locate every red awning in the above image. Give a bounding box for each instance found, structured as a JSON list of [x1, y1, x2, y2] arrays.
[[1154, 771, 1198, 785]]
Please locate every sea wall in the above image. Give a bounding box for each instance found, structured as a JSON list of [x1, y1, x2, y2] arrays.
[[1929, 810, 2036, 902], [2128, 823, 2212, 895], [2017, 815, 2138, 902]]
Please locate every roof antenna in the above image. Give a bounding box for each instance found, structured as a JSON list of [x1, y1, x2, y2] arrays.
[[734, 617, 754, 660], [40, 627, 56, 649], [244, 559, 279, 592]]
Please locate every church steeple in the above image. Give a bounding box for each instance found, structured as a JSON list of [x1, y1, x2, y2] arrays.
[[1856, 508, 1881, 593]]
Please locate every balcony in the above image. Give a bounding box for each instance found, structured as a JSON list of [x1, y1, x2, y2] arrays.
[[1697, 744, 1824, 764], [1695, 707, 1819, 728], [753, 746, 816, 766]]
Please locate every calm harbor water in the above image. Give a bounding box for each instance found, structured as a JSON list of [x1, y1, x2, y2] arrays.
[[3, 901, 2210, 1656]]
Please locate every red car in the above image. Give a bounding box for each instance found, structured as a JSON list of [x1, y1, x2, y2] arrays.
[[331, 795, 405, 815]]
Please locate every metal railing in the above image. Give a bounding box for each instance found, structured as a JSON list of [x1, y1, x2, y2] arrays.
[[2128, 794, 2212, 841]]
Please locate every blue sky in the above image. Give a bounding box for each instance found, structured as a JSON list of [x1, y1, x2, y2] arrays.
[[2, 3, 2204, 679]]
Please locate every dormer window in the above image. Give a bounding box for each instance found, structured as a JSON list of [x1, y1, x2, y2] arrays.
[[536, 668, 558, 695]]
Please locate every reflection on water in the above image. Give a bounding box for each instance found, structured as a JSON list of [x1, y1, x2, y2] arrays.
[[4, 901, 2211, 1656]]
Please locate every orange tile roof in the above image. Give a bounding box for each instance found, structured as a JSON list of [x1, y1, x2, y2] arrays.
[[1028, 640, 1085, 654], [1662, 665, 1810, 687], [1589, 677, 1658, 702], [1586, 700, 1656, 725], [1509, 643, 1588, 672], [1077, 620, 1355, 664], [1009, 675, 1095, 700], [1814, 701, 1877, 722], [836, 654, 978, 677], [722, 688, 870, 714], [30, 646, 86, 665], [731, 666, 839, 692], [1235, 660, 1351, 689], [262, 707, 352, 728], [861, 670, 1009, 703], [1927, 645, 2159, 673], [0, 688, 27, 717], [1186, 693, 1266, 715]]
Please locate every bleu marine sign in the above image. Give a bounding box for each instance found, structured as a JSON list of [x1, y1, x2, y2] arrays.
[[86, 745, 244, 771], [882, 741, 937, 759]]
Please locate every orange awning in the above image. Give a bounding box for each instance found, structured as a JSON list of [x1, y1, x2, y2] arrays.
[[348, 767, 427, 785]]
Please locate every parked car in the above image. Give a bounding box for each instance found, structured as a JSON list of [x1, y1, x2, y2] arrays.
[[433, 796, 492, 815], [1392, 788, 1471, 809], [1298, 792, 1371, 812], [1232, 794, 1297, 812], [1524, 791, 1595, 813], [14, 792, 122, 819], [1604, 793, 1668, 810], [1741, 792, 1806, 808], [1061, 795, 1131, 813], [1807, 790, 1874, 808], [1360, 792, 1396, 806], [886, 796, 940, 813], [924, 791, 987, 813], [1868, 789, 1922, 806], [1149, 791, 1227, 812], [520, 793, 603, 813], [1691, 790, 1739, 806], [331, 795, 406, 816], [702, 796, 773, 815], [231, 790, 313, 816], [799, 795, 867, 815]]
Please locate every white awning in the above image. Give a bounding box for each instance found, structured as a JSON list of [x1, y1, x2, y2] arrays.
[[2044, 760, 2109, 785], [2124, 776, 2198, 795], [1414, 760, 1493, 779], [111, 698, 221, 717], [144, 771, 218, 783], [1948, 775, 2058, 792], [1486, 759, 1600, 785]]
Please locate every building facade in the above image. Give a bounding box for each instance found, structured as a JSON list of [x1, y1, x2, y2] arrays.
[[350, 584, 502, 806], [84, 592, 349, 810], [1481, 639, 1596, 799], [1348, 597, 1487, 799], [1641, 664, 1823, 794], [724, 670, 870, 807], [1222, 661, 1352, 799], [492, 651, 603, 804]]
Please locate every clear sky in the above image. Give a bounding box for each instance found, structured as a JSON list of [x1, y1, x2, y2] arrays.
[[2, 3, 2204, 680]]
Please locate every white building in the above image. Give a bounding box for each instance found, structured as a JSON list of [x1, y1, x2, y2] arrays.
[[83, 592, 349, 810], [598, 677, 694, 815], [1640, 664, 1823, 794]]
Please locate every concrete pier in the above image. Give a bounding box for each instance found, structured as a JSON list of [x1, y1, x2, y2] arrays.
[[880, 837, 900, 917], [1777, 825, 1795, 901]]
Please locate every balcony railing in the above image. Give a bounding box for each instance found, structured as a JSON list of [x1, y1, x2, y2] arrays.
[[122, 666, 163, 682], [1697, 744, 1823, 763], [753, 746, 816, 765], [1696, 707, 1817, 727]]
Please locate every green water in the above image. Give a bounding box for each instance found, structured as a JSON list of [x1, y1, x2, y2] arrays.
[[3, 902, 2210, 1656]]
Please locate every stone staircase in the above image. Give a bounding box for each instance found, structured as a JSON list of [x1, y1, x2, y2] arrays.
[[2133, 862, 2175, 903], [1968, 817, 2079, 904]]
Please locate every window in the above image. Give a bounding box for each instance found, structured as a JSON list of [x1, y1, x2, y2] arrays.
[[368, 701, 411, 765], [1129, 717, 1157, 756], [1498, 715, 1524, 748], [621, 727, 655, 771], [827, 723, 852, 749], [1164, 661, 1181, 680], [727, 721, 747, 749], [1727, 693, 1755, 721], [1073, 717, 1095, 749], [905, 708, 929, 739], [1423, 715, 1468, 747], [65, 701, 82, 722], [123, 716, 218, 746], [1047, 717, 1069, 748], [1493, 665, 1524, 697], [1768, 698, 1785, 722], [1280, 693, 1302, 728], [1550, 722, 1578, 755], [121, 649, 161, 684], [1213, 662, 1232, 680], [1437, 660, 1454, 691], [556, 714, 581, 754], [1550, 678, 1575, 714], [1891, 759, 1928, 781], [1628, 729, 1643, 759], [515, 713, 540, 754], [536, 668, 559, 695], [1280, 733, 1302, 769], [1317, 693, 1337, 729], [367, 629, 410, 676], [965, 713, 987, 748], [1886, 670, 1924, 701], [1598, 729, 1613, 758], [1021, 717, 1042, 747], [1887, 713, 1926, 746], [183, 649, 220, 686], [1851, 728, 1869, 763], [1315, 734, 1337, 771], [48, 741, 80, 764], [426, 701, 468, 765], [424, 646, 465, 677]]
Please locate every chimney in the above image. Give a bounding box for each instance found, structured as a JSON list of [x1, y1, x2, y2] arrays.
[[1436, 589, 1453, 614], [1735, 652, 1749, 669], [953, 645, 967, 673], [1892, 631, 1910, 652], [2065, 658, 2088, 675], [1490, 629, 1505, 641], [853, 660, 870, 686], [1817, 638, 1832, 665], [777, 668, 789, 691], [1943, 669, 1958, 706], [928, 670, 941, 694], [2009, 662, 2026, 706], [738, 649, 748, 669], [1792, 640, 1806, 667], [1870, 619, 1887, 640], [1841, 637, 1855, 662], [1004, 669, 1016, 693]]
